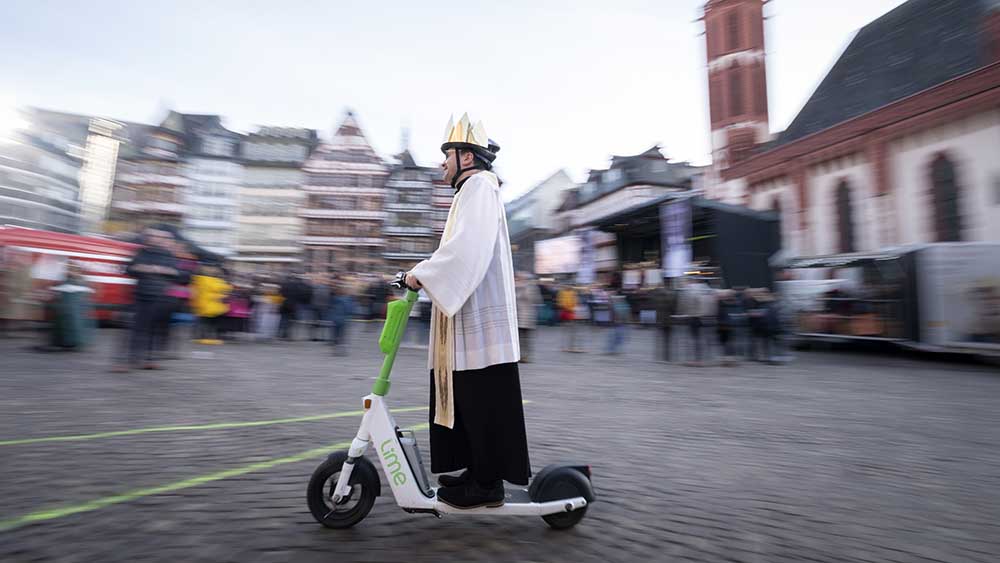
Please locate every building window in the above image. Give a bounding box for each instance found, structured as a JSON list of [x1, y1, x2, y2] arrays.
[[709, 75, 723, 124], [835, 180, 856, 254], [752, 63, 767, 116], [729, 63, 744, 118], [711, 19, 720, 58], [727, 9, 740, 51], [930, 154, 963, 242]]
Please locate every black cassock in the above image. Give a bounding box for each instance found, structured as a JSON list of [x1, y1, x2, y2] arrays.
[[429, 362, 531, 485]]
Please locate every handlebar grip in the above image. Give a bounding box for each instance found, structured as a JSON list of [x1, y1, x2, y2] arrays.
[[391, 271, 419, 292]]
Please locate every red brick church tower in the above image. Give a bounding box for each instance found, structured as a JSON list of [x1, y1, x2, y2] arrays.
[[703, 0, 770, 173]]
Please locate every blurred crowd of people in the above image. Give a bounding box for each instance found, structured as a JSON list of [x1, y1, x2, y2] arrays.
[[514, 273, 793, 367], [107, 227, 418, 372], [7, 226, 793, 370]]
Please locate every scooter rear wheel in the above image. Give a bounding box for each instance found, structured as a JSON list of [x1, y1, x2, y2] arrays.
[[307, 451, 379, 529], [539, 474, 590, 530]]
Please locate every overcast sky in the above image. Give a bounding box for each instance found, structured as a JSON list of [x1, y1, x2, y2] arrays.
[[1, 0, 908, 199]]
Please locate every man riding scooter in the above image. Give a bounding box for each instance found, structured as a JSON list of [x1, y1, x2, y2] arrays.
[[405, 113, 530, 509]]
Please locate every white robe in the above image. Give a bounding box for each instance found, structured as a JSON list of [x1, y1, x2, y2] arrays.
[[411, 171, 520, 426]]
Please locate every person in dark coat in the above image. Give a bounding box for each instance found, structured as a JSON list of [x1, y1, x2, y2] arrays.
[[716, 290, 746, 364], [113, 228, 178, 372], [157, 238, 195, 359], [309, 273, 330, 341], [278, 274, 311, 340], [742, 289, 762, 361], [367, 278, 388, 331], [760, 289, 782, 364], [328, 275, 354, 355], [655, 280, 676, 362]]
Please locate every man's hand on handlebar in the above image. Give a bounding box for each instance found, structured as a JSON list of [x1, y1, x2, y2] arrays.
[[391, 271, 422, 292]]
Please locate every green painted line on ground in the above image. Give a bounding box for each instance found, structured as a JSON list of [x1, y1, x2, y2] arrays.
[[0, 406, 430, 447], [0, 423, 432, 532]]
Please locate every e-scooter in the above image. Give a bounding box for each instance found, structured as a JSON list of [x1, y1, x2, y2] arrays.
[[307, 273, 594, 530]]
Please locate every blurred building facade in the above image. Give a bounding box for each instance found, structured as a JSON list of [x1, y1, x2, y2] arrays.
[[0, 108, 86, 234], [556, 147, 704, 234], [0, 107, 124, 235], [171, 113, 244, 258], [506, 169, 576, 273], [381, 149, 439, 271], [431, 176, 453, 237], [76, 117, 124, 234], [702, 0, 1000, 258], [233, 126, 318, 274], [301, 111, 389, 274], [109, 114, 188, 234], [548, 146, 706, 280]]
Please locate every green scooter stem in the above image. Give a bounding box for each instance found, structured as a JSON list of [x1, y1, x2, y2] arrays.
[[372, 289, 420, 396]]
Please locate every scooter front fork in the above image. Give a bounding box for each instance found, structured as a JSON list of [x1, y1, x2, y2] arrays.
[[332, 437, 371, 503]]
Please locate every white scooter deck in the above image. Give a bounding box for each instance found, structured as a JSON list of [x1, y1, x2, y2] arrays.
[[432, 487, 588, 516]]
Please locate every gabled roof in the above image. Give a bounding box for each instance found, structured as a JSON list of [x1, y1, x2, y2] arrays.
[[304, 109, 387, 169], [395, 149, 418, 168], [772, 0, 995, 148], [571, 145, 704, 209], [609, 145, 666, 168], [335, 110, 363, 137]]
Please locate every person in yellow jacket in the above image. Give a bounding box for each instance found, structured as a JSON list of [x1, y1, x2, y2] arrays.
[[191, 265, 230, 344], [556, 285, 582, 353]]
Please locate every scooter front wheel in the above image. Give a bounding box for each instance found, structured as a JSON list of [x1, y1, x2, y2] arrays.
[[307, 451, 379, 529]]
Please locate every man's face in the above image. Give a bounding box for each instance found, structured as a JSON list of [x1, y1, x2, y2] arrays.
[[441, 149, 458, 184], [441, 149, 475, 184]]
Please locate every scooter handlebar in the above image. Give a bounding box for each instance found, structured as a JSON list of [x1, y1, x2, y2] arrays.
[[391, 271, 420, 293]]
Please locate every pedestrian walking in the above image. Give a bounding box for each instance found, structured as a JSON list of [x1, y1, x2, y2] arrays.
[[112, 228, 178, 372], [329, 276, 354, 356], [309, 273, 330, 341], [758, 289, 781, 364], [252, 282, 281, 341], [158, 239, 196, 360], [557, 284, 581, 352], [515, 271, 540, 362], [605, 289, 631, 355], [678, 278, 716, 366], [191, 265, 230, 345], [746, 289, 767, 361], [655, 280, 676, 362], [716, 289, 743, 364], [224, 281, 253, 340]]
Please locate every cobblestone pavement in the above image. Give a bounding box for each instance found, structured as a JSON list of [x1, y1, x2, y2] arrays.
[[1, 323, 999, 562]]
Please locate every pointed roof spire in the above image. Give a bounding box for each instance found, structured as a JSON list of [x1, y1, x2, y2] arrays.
[[334, 109, 362, 138]]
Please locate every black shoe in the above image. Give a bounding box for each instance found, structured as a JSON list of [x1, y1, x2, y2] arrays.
[[436, 480, 504, 509], [437, 470, 470, 488]]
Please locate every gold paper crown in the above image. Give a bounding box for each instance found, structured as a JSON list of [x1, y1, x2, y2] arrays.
[[441, 113, 489, 149]]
